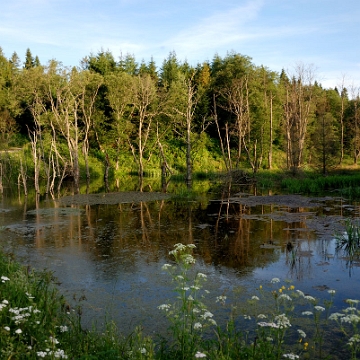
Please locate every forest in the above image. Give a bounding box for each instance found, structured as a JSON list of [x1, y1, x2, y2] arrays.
[[0, 47, 359, 195]]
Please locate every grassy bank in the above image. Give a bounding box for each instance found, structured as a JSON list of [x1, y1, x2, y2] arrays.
[[1, 242, 360, 359]]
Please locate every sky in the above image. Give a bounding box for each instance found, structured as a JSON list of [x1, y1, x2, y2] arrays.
[[1, 0, 359, 90]]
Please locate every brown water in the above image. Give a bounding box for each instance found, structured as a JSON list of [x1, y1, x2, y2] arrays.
[[0, 183, 359, 338]]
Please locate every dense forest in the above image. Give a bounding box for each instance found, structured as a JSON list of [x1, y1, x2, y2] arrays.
[[0, 47, 359, 194]]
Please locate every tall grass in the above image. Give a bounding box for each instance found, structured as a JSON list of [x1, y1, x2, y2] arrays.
[[280, 172, 360, 197]]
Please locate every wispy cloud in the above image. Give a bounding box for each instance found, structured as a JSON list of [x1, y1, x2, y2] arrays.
[[162, 0, 264, 57]]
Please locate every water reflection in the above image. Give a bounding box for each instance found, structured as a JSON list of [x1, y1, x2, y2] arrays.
[[0, 187, 359, 335]]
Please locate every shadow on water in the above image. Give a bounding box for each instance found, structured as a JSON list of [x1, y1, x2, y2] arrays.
[[0, 175, 359, 339]]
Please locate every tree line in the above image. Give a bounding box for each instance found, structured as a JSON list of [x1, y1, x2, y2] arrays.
[[0, 47, 359, 194]]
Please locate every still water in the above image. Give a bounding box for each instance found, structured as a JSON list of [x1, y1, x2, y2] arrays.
[[0, 182, 359, 337]]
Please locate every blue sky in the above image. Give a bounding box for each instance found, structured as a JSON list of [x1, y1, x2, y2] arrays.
[[1, 0, 359, 89]]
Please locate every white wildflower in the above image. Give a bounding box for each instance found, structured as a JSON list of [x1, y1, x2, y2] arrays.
[[329, 312, 345, 321], [257, 314, 267, 319], [4, 326, 10, 331], [296, 290, 305, 297], [304, 295, 316, 302], [283, 354, 299, 359], [194, 322, 202, 330], [216, 295, 227, 305], [271, 278, 280, 283], [275, 314, 291, 328], [202, 311, 213, 319], [302, 311, 313, 316], [15, 328, 22, 334], [278, 294, 292, 301], [197, 273, 207, 279], [162, 264, 172, 270], [37, 352, 47, 358], [1, 276, 10, 282], [158, 304, 171, 311], [297, 329, 306, 338], [251, 296, 260, 301], [314, 306, 325, 312], [328, 290, 336, 295], [195, 351, 206, 358], [346, 299, 360, 305]]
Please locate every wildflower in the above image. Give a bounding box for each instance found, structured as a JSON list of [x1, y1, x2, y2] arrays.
[[15, 328, 22, 334], [304, 342, 309, 350], [328, 290, 336, 295], [279, 288, 283, 293], [4, 326, 10, 331], [26, 292, 35, 299], [53, 349, 68, 359], [329, 312, 345, 321], [259, 285, 262, 289], [251, 296, 260, 301], [257, 314, 267, 319], [176, 275, 184, 280], [1, 276, 10, 282], [304, 295, 316, 302], [190, 286, 200, 290], [59, 325, 69, 332], [182, 287, 190, 291], [341, 314, 360, 324], [346, 299, 360, 305], [344, 307, 357, 313], [162, 264, 172, 270], [278, 294, 292, 301], [183, 254, 196, 264], [2, 300, 8, 304], [37, 352, 47, 358], [283, 353, 299, 359], [244, 315, 251, 320], [194, 322, 202, 330], [195, 352, 206, 358], [49, 336, 59, 344], [302, 311, 313, 316], [197, 273, 207, 279], [158, 304, 171, 311], [314, 306, 325, 312], [208, 318, 217, 326], [266, 337, 273, 342], [202, 311, 214, 319], [275, 314, 291, 328], [140, 348, 147, 354], [348, 334, 360, 346], [216, 295, 227, 305], [297, 329, 306, 338], [296, 290, 305, 297], [187, 244, 196, 249], [188, 295, 194, 301], [289, 285, 295, 290], [258, 322, 279, 328], [271, 278, 280, 283]]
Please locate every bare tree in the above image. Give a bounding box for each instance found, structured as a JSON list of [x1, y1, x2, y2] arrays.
[[283, 63, 316, 170]]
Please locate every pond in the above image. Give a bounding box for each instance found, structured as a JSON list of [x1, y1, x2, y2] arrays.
[[0, 180, 359, 341]]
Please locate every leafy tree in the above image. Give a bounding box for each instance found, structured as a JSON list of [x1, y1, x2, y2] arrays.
[[104, 71, 135, 169], [310, 91, 340, 174]]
